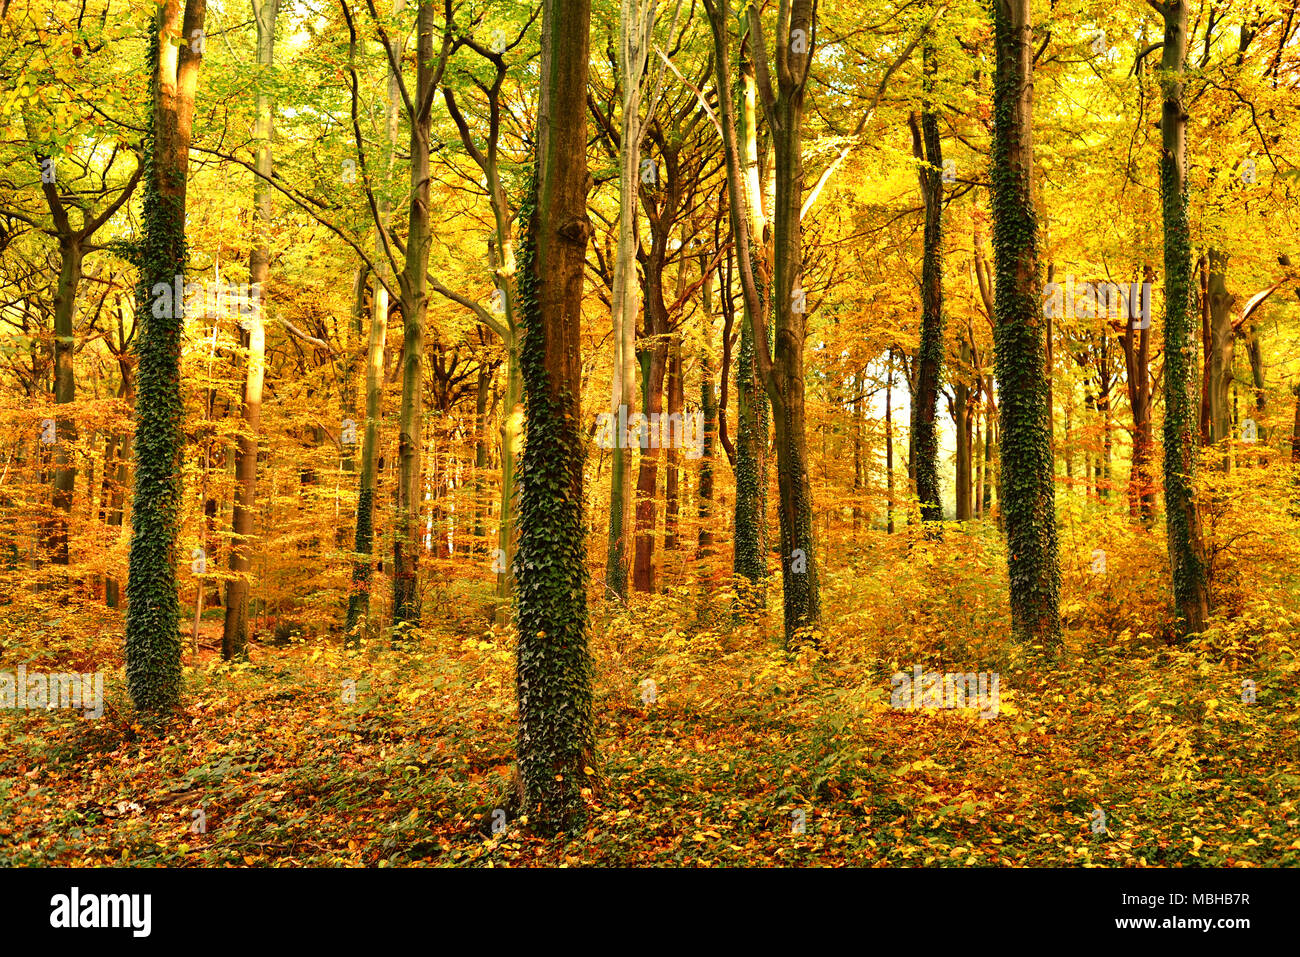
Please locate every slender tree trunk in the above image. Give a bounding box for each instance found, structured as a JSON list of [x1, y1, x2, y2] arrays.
[[909, 44, 945, 526], [46, 237, 81, 570], [1205, 248, 1236, 454], [392, 0, 443, 628], [104, 309, 134, 608], [886, 348, 896, 532], [664, 341, 683, 551], [632, 279, 668, 591], [222, 0, 277, 660], [1120, 267, 1157, 523], [697, 346, 717, 557], [1290, 384, 1300, 463], [1199, 254, 1212, 444], [852, 365, 863, 531], [346, 2, 403, 639], [955, 336, 972, 520], [605, 0, 656, 601], [472, 362, 490, 550], [704, 4, 770, 614], [973, 390, 984, 518]]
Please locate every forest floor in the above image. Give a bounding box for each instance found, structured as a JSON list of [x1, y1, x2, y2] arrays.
[[2, 527, 1299, 867]]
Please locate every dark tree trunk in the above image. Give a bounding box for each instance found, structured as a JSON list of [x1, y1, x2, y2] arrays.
[[908, 45, 945, 527]]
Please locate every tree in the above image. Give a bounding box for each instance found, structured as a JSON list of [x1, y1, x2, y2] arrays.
[[909, 38, 945, 527], [513, 0, 596, 834], [988, 0, 1060, 646], [705, 0, 821, 645], [343, 0, 404, 639], [605, 0, 659, 600], [1151, 0, 1210, 636], [390, 0, 449, 627], [436, 11, 535, 608], [125, 0, 208, 711], [222, 0, 279, 660]]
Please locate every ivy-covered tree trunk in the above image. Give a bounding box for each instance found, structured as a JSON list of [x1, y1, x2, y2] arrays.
[[705, 1, 769, 614], [909, 42, 945, 527], [1154, 0, 1210, 635], [760, 0, 822, 645], [514, 0, 596, 835], [735, 43, 770, 608], [125, 0, 207, 712], [733, 297, 768, 603], [989, 0, 1060, 646], [223, 0, 278, 661]]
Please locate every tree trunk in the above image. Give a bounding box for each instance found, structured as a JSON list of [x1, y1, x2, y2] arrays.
[[514, 0, 596, 835], [392, 0, 443, 628], [1155, 0, 1211, 635], [346, 2, 403, 639], [697, 345, 717, 558], [909, 44, 945, 526], [664, 340, 683, 551], [104, 305, 135, 608], [1205, 248, 1236, 458], [757, 0, 821, 646], [1120, 267, 1157, 523], [632, 279, 668, 591], [989, 0, 1060, 645], [605, 0, 656, 601], [955, 336, 972, 520], [705, 3, 770, 615], [126, 0, 207, 712], [222, 0, 277, 661], [886, 348, 896, 532], [44, 237, 82, 571]]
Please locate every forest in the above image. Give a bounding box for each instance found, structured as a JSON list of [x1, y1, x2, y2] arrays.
[[1, 0, 1298, 870]]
